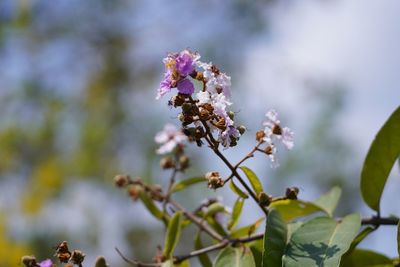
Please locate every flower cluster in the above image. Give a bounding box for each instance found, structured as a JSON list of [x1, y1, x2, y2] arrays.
[[156, 49, 244, 149], [256, 109, 294, 167]]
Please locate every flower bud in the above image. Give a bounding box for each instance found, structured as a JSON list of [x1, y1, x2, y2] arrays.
[[229, 137, 237, 147], [256, 130, 266, 142], [258, 192, 272, 206], [171, 94, 185, 107], [194, 126, 205, 139], [285, 187, 299, 200], [182, 103, 193, 114], [55, 241, 71, 263], [127, 185, 142, 201], [70, 250, 85, 265], [205, 172, 224, 190], [264, 144, 273, 155], [114, 174, 129, 188], [227, 111, 235, 120], [21, 256, 37, 267], [179, 155, 190, 170], [149, 184, 164, 202], [237, 125, 246, 135], [160, 157, 175, 169], [272, 124, 282, 135]]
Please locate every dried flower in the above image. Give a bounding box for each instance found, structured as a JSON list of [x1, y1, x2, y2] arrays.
[[205, 172, 224, 189], [114, 174, 129, 188]]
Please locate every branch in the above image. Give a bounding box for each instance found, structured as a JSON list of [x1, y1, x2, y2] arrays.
[[115, 247, 160, 267], [361, 216, 399, 226], [168, 199, 224, 242]]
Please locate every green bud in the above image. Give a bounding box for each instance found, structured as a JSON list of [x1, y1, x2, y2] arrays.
[[228, 111, 235, 120], [179, 155, 190, 170], [258, 192, 272, 206], [237, 125, 246, 135]]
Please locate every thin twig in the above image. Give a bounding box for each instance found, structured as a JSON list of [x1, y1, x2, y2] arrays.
[[169, 199, 224, 241], [115, 247, 160, 267]]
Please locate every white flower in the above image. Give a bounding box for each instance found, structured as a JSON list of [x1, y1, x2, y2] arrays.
[[196, 91, 211, 104], [155, 123, 187, 154], [263, 109, 294, 150], [280, 127, 294, 150]]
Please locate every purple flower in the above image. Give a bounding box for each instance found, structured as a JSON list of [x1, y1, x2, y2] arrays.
[[38, 259, 53, 267], [177, 79, 195, 95], [156, 70, 173, 99], [175, 50, 195, 76]]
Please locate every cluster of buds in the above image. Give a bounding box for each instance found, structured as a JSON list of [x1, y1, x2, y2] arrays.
[[205, 171, 224, 189], [22, 241, 85, 267], [256, 109, 294, 167], [114, 175, 165, 202], [156, 49, 245, 149], [54, 241, 85, 266]]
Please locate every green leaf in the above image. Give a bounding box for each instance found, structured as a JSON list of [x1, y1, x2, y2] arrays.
[[314, 186, 342, 216], [229, 217, 265, 239], [205, 202, 226, 218], [248, 240, 263, 267], [340, 249, 393, 267], [262, 209, 287, 267], [228, 197, 245, 230], [207, 217, 228, 237], [214, 246, 256, 267], [347, 226, 376, 254], [239, 166, 264, 195], [361, 106, 400, 212], [229, 180, 249, 199], [194, 232, 212, 267], [139, 191, 165, 220], [171, 177, 206, 193], [398, 220, 400, 258], [163, 212, 183, 258], [287, 222, 303, 243], [269, 199, 326, 222], [283, 213, 361, 267], [93, 256, 108, 267]]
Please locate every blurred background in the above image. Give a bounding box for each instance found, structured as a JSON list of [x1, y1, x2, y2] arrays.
[[0, 0, 399, 266]]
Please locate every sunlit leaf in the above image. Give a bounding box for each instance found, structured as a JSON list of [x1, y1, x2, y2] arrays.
[[171, 177, 207, 193], [262, 209, 287, 267], [270, 199, 326, 222], [228, 197, 244, 230], [214, 246, 256, 267], [163, 212, 182, 258], [229, 218, 265, 239], [229, 180, 249, 199], [194, 232, 212, 267], [313, 186, 342, 217], [340, 249, 393, 267], [239, 166, 264, 195], [283, 213, 361, 267], [361, 106, 400, 212]]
